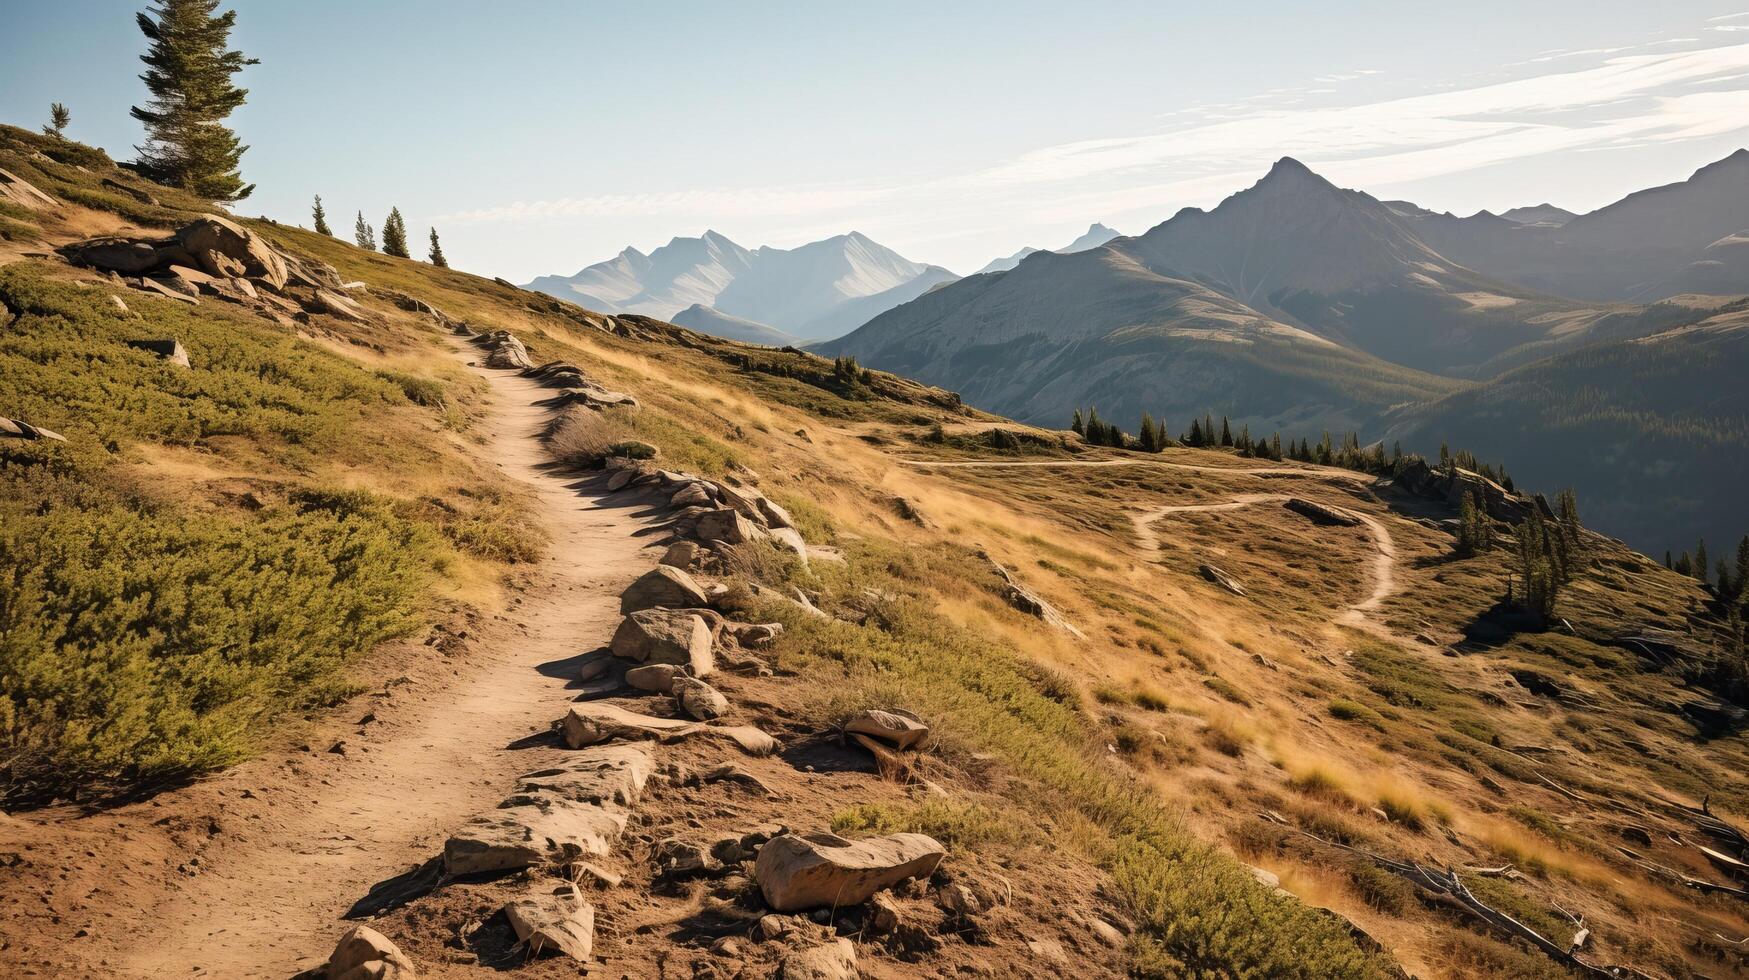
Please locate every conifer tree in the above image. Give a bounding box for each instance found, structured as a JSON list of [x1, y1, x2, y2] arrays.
[[1070, 409, 1084, 436], [1187, 418, 1204, 447], [1270, 433, 1282, 461], [1458, 491, 1489, 555], [428, 227, 448, 267], [1735, 536, 1749, 602], [1696, 539, 1710, 584], [1675, 552, 1693, 577], [44, 102, 71, 138], [311, 194, 332, 236], [1664, 551, 1673, 570], [1219, 417, 1233, 447], [130, 0, 258, 201], [1138, 413, 1157, 452], [354, 211, 375, 251], [381, 207, 410, 257]]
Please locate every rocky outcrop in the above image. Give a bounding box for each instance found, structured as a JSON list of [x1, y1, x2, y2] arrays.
[[325, 925, 416, 979], [0, 167, 57, 211], [755, 831, 946, 912], [475, 330, 534, 370], [1391, 458, 1544, 522], [174, 215, 288, 288], [979, 551, 1084, 638]]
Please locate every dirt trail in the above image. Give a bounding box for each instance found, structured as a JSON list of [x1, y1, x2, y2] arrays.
[[111, 353, 656, 978], [900, 456, 1373, 482], [1130, 494, 1399, 631]]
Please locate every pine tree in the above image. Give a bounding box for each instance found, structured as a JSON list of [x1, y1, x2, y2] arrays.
[[354, 211, 375, 251], [1270, 434, 1282, 461], [43, 102, 71, 138], [428, 227, 448, 267], [311, 194, 332, 236], [381, 207, 409, 257], [1696, 539, 1710, 584], [1664, 551, 1673, 570], [1735, 536, 1749, 603], [130, 0, 258, 201], [1219, 417, 1233, 447], [1070, 409, 1084, 436], [1187, 418, 1204, 447], [1138, 413, 1157, 452], [1675, 552, 1693, 577], [1458, 491, 1489, 555]]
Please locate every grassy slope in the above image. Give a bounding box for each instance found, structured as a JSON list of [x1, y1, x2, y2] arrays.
[[0, 126, 540, 803]]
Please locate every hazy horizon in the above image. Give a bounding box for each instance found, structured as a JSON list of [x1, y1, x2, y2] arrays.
[[5, 1, 1749, 280]]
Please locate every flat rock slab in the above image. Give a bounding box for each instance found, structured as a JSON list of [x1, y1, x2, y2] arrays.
[[843, 709, 931, 751], [504, 885, 594, 961], [516, 743, 653, 807], [711, 725, 779, 756], [755, 831, 945, 912], [1284, 497, 1362, 527], [562, 703, 699, 749], [444, 795, 628, 876]]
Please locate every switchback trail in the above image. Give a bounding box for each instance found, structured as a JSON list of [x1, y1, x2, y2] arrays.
[[108, 351, 657, 977]]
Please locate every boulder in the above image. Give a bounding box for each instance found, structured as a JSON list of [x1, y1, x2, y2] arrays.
[[283, 251, 346, 291], [326, 925, 416, 980], [604, 468, 637, 492], [125, 338, 190, 368], [443, 796, 628, 875], [619, 565, 709, 614], [756, 496, 796, 529], [715, 484, 771, 525], [777, 939, 858, 980], [754, 831, 946, 912], [733, 623, 784, 649], [653, 837, 718, 877], [695, 508, 758, 545], [609, 609, 713, 674], [560, 702, 698, 749], [173, 215, 288, 288], [670, 483, 714, 508], [769, 525, 808, 558], [843, 709, 930, 751], [625, 663, 688, 693], [659, 540, 700, 569], [503, 885, 594, 961], [672, 677, 729, 720], [514, 744, 653, 807], [712, 725, 779, 757]]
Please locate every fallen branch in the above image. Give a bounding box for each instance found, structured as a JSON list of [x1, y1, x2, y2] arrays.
[[1301, 831, 1649, 978]]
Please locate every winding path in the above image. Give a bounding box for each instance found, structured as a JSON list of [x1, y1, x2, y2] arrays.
[[901, 456, 1397, 632], [111, 349, 656, 977]]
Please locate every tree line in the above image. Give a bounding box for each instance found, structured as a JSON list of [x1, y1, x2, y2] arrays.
[[310, 197, 448, 267]]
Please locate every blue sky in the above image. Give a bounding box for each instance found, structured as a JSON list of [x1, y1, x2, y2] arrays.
[[6, 1, 1749, 280]]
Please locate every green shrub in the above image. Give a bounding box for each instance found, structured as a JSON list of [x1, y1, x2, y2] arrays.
[[0, 475, 436, 803]]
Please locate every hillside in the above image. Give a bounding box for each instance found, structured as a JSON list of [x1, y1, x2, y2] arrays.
[[4, 124, 1749, 980], [525, 229, 955, 341], [1386, 298, 1749, 555]]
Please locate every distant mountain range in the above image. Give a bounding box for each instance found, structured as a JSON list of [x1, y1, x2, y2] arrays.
[[524, 230, 954, 342], [821, 150, 1749, 553], [976, 222, 1121, 274]]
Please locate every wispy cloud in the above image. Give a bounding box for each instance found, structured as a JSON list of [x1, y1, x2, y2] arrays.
[[1708, 10, 1749, 21], [440, 38, 1749, 258]]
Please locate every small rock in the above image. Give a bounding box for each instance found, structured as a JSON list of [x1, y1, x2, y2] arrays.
[[653, 837, 717, 877], [935, 881, 980, 918], [325, 924, 415, 979], [625, 663, 687, 693], [502, 884, 593, 961], [755, 831, 946, 912], [779, 939, 857, 980], [672, 677, 729, 720]]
